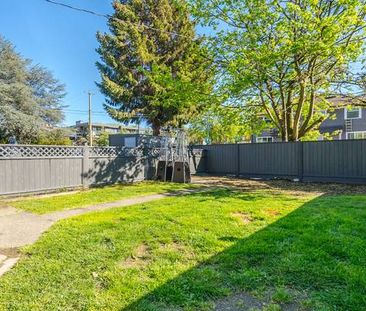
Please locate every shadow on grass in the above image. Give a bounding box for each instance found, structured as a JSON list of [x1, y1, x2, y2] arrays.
[[184, 188, 296, 205], [123, 194, 366, 311]]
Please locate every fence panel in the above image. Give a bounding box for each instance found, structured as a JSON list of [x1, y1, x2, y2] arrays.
[[0, 157, 83, 195], [0, 145, 147, 196], [197, 139, 366, 184], [303, 140, 366, 183], [189, 149, 206, 174], [86, 156, 145, 185], [86, 147, 146, 185], [239, 142, 300, 178], [202, 144, 238, 175]]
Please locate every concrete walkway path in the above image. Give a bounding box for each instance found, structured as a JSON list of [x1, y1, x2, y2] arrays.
[[0, 188, 206, 277]]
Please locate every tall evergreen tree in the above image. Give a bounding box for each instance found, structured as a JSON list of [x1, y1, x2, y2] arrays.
[[96, 0, 213, 135]]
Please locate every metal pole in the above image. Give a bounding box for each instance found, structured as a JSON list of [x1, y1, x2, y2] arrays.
[[164, 136, 168, 182], [88, 92, 93, 146]]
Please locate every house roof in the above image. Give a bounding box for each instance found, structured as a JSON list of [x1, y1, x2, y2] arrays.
[[324, 95, 366, 107], [74, 122, 143, 130]]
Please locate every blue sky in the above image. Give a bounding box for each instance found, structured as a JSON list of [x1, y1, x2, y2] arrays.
[[0, 0, 116, 126]]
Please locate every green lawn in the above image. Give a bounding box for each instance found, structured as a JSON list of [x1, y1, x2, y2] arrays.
[[8, 181, 199, 214], [0, 188, 365, 310]]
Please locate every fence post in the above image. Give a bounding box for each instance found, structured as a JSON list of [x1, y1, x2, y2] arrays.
[[82, 146, 89, 188], [237, 143, 240, 177]]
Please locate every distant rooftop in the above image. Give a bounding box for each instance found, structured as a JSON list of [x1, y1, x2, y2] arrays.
[[74, 120, 147, 130]]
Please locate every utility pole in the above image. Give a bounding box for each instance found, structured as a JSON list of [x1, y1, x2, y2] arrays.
[[88, 92, 94, 146]]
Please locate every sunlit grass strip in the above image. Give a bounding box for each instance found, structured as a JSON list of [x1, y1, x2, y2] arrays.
[[9, 181, 200, 214]]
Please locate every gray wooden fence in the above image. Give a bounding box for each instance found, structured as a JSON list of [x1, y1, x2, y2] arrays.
[[2, 140, 365, 196], [0, 145, 149, 196], [194, 139, 366, 184]]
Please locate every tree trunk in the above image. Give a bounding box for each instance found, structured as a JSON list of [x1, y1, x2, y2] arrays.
[[287, 135, 297, 142], [152, 123, 161, 136]]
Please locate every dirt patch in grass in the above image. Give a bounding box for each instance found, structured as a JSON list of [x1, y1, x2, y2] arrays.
[[266, 209, 281, 216], [0, 248, 20, 258], [120, 244, 151, 269], [232, 212, 252, 224], [193, 175, 366, 195]]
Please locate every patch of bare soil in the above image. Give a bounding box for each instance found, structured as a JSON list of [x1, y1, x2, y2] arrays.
[[120, 244, 150, 269], [0, 248, 20, 258], [192, 175, 366, 196], [232, 212, 252, 224], [266, 209, 281, 216], [213, 292, 303, 311]]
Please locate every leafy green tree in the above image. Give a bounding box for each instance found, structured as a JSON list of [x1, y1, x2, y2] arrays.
[[95, 131, 110, 146], [96, 0, 214, 136], [188, 103, 263, 144], [28, 65, 66, 126], [75, 136, 88, 146], [37, 128, 72, 146], [193, 0, 366, 141], [0, 36, 66, 143], [0, 36, 42, 143]]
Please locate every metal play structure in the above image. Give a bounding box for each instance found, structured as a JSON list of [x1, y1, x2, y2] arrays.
[[155, 130, 191, 183]]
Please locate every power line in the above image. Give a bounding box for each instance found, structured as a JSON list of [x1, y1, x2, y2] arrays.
[[44, 0, 106, 17], [50, 108, 106, 114], [64, 109, 104, 113], [51, 108, 147, 117], [44, 0, 195, 39], [46, 107, 150, 120]]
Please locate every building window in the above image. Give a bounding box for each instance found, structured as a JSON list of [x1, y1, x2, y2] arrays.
[[256, 136, 273, 143], [345, 107, 361, 119], [347, 131, 366, 140]]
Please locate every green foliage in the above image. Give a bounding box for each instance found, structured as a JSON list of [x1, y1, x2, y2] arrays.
[[36, 128, 72, 146], [0, 36, 42, 143], [74, 136, 88, 146], [192, 0, 366, 141], [0, 36, 66, 143], [28, 65, 66, 126], [96, 0, 214, 135], [188, 106, 249, 144], [188, 103, 266, 144], [95, 131, 110, 146], [272, 287, 292, 303]]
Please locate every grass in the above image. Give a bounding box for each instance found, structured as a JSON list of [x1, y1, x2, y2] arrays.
[[0, 188, 365, 310], [7, 181, 199, 214]]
